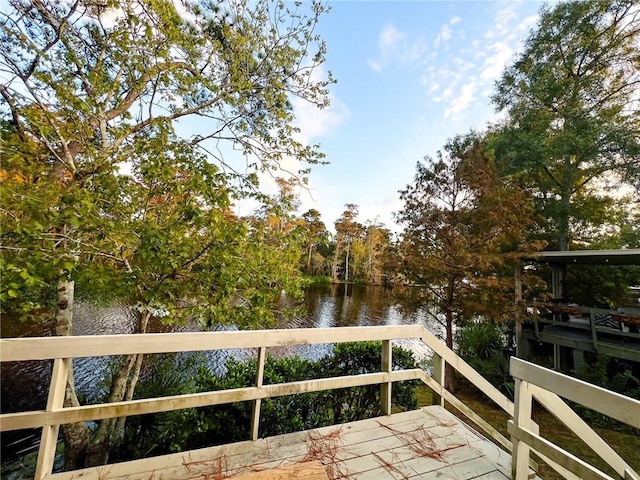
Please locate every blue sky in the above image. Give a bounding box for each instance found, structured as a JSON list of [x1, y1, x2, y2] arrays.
[[285, 0, 547, 233]]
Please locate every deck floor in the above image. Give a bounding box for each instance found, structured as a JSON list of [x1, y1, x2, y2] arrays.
[[54, 406, 514, 480]]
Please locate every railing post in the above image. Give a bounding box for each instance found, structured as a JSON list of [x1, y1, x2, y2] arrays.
[[515, 264, 523, 358], [251, 347, 266, 441], [431, 352, 445, 407], [381, 340, 392, 415], [34, 358, 71, 480], [512, 377, 533, 480]]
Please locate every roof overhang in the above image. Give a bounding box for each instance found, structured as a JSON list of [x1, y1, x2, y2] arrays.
[[526, 249, 640, 266]]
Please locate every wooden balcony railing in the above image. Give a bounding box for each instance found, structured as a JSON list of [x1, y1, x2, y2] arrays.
[[510, 357, 640, 480], [1, 325, 638, 480]]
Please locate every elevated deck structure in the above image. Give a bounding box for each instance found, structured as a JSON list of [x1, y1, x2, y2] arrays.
[[518, 249, 640, 368], [1, 326, 638, 480]]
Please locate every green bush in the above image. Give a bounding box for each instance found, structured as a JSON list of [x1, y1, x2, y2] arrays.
[[456, 322, 514, 398], [115, 342, 418, 460]]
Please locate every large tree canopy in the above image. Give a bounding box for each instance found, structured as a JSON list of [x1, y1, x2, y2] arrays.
[[1, 0, 333, 468], [396, 134, 540, 388], [492, 0, 640, 250]]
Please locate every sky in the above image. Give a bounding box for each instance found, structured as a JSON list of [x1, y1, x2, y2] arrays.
[[0, 0, 547, 233], [279, 0, 547, 233]]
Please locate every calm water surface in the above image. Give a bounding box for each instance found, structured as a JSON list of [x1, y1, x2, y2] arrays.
[[0, 284, 442, 462]]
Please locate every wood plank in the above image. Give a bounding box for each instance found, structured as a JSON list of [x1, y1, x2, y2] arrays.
[[380, 340, 392, 416], [512, 379, 533, 480], [410, 456, 500, 479], [419, 372, 514, 454], [626, 468, 640, 480], [0, 325, 425, 362], [251, 346, 266, 441], [421, 328, 515, 416], [508, 421, 615, 480], [49, 409, 446, 480], [530, 383, 634, 477], [35, 358, 71, 480], [229, 461, 328, 480], [431, 352, 445, 407], [1, 369, 423, 431], [511, 357, 640, 428], [46, 408, 518, 480]]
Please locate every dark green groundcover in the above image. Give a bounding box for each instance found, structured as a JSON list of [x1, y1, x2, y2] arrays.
[[113, 342, 418, 461]]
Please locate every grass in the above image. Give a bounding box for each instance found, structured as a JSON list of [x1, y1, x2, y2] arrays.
[[304, 275, 333, 284], [414, 381, 640, 479]]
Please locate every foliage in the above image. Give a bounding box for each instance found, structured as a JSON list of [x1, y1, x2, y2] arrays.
[[397, 135, 540, 333], [114, 353, 202, 461], [396, 133, 541, 389], [456, 322, 515, 398], [574, 354, 640, 432], [578, 355, 640, 401], [301, 209, 331, 277], [331, 204, 363, 282], [0, 0, 333, 467], [491, 0, 640, 250], [116, 342, 418, 459]]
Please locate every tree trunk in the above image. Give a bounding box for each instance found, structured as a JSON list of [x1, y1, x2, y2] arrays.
[[84, 310, 150, 466], [306, 244, 314, 273], [444, 309, 456, 393], [344, 242, 350, 282], [55, 277, 91, 470], [331, 242, 341, 281]]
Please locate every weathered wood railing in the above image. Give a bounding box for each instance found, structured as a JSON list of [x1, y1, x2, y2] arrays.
[[510, 357, 640, 480], [1, 325, 637, 480]]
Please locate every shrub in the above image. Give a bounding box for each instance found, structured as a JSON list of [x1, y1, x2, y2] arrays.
[[456, 322, 514, 398], [115, 342, 418, 460]]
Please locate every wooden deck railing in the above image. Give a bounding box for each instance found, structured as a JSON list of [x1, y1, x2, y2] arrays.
[[1, 325, 637, 480], [510, 357, 640, 480]]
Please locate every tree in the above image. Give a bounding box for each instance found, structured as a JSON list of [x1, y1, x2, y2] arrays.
[[362, 221, 391, 285], [397, 135, 540, 390], [301, 209, 330, 275], [331, 204, 363, 282], [492, 0, 640, 251], [1, 0, 332, 467]]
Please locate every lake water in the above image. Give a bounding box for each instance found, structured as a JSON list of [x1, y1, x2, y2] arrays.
[[0, 284, 443, 462]]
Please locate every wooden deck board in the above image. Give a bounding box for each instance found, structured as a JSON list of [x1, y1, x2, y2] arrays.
[[47, 406, 519, 480]]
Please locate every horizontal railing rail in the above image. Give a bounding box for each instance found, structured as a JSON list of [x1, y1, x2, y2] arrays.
[[510, 357, 640, 480], [0, 325, 425, 361]]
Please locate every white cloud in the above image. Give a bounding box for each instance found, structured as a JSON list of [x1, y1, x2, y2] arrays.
[[450, 16, 461, 26], [256, 65, 350, 199], [444, 81, 477, 119], [367, 59, 382, 72], [434, 24, 452, 48], [485, 5, 518, 40], [480, 42, 513, 80], [380, 23, 405, 54], [292, 95, 350, 143], [368, 22, 428, 72]]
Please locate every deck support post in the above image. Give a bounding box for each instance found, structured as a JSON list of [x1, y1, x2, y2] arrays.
[[515, 264, 524, 358], [431, 352, 445, 407], [34, 358, 72, 480], [251, 346, 266, 441], [381, 340, 392, 415], [512, 378, 533, 480]]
